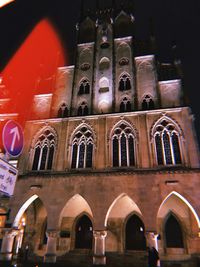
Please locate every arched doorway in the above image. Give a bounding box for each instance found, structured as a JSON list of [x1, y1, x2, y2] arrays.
[[165, 214, 184, 248], [125, 214, 146, 250], [75, 215, 93, 249], [13, 195, 47, 258]]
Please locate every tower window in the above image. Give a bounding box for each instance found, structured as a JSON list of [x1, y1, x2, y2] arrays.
[[120, 97, 131, 112], [119, 57, 129, 66], [142, 95, 154, 110], [119, 74, 131, 91], [99, 57, 110, 70], [80, 63, 90, 71], [78, 79, 90, 95], [32, 129, 56, 171], [71, 126, 94, 169], [112, 123, 135, 167], [58, 103, 69, 118], [77, 102, 89, 116], [154, 119, 182, 166]]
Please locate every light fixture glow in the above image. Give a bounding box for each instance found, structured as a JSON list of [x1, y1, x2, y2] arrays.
[[0, 0, 14, 8]]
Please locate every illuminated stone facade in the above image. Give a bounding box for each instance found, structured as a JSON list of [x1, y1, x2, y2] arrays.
[[0, 3, 200, 267]]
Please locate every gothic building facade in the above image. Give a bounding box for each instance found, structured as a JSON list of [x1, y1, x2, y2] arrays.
[[0, 2, 200, 267]]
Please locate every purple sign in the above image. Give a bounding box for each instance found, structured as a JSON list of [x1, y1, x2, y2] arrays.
[[2, 120, 24, 157]]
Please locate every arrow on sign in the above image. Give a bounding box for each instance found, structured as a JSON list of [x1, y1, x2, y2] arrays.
[[3, 120, 24, 157], [10, 126, 20, 152]]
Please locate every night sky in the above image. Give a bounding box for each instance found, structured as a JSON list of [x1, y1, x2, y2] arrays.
[[0, 0, 200, 142]]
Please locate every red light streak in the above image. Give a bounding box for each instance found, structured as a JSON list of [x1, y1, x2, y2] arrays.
[[0, 18, 67, 150]]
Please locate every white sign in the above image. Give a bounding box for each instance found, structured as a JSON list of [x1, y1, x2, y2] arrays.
[[0, 158, 18, 196]]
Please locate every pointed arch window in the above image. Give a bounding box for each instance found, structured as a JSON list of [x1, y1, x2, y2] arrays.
[[77, 102, 89, 116], [165, 214, 184, 248], [142, 95, 154, 110], [120, 97, 131, 112], [32, 129, 56, 171], [75, 215, 93, 249], [125, 214, 146, 250], [112, 123, 135, 167], [154, 119, 182, 166], [119, 74, 131, 91], [71, 126, 94, 169], [58, 103, 69, 118], [78, 79, 90, 95]]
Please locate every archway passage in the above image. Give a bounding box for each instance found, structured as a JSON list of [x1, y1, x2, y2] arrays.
[[125, 215, 146, 250], [75, 215, 93, 249], [165, 214, 184, 248], [13, 195, 47, 257]]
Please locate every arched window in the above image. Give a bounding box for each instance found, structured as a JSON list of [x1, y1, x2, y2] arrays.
[[99, 57, 110, 70], [165, 214, 184, 248], [32, 129, 56, 171], [58, 103, 69, 118], [75, 215, 93, 249], [71, 126, 94, 169], [119, 74, 131, 91], [120, 97, 131, 112], [142, 95, 154, 110], [77, 102, 89, 116], [78, 79, 90, 95], [154, 119, 182, 166], [112, 122, 135, 167], [125, 215, 146, 250]]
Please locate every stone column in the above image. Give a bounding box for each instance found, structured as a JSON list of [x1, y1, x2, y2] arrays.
[[0, 228, 18, 261], [146, 231, 158, 249], [93, 230, 107, 265], [146, 232, 160, 267], [44, 230, 59, 263]]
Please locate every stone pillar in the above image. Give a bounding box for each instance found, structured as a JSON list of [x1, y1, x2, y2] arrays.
[[93, 230, 107, 265], [146, 232, 158, 249], [146, 232, 160, 267], [44, 230, 59, 263], [0, 228, 18, 261]]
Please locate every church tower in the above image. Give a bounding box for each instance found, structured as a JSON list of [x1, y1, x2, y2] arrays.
[[0, 1, 199, 267]]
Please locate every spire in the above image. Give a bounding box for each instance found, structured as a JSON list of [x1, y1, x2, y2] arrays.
[[148, 17, 157, 54], [80, 0, 84, 21], [171, 40, 183, 78]]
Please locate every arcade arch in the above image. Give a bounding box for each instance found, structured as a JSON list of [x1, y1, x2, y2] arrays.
[[12, 194, 47, 257], [157, 191, 199, 256], [58, 194, 93, 252], [105, 194, 144, 252]]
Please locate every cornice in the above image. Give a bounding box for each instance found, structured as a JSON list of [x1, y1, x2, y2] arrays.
[[18, 167, 200, 179]]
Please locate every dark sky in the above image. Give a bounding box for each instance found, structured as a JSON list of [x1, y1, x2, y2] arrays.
[[0, 0, 200, 142]]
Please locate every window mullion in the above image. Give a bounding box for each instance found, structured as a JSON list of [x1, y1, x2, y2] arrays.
[[38, 145, 43, 170], [76, 143, 80, 168], [45, 143, 50, 170], [126, 135, 129, 166], [119, 136, 121, 167], [84, 141, 87, 168], [169, 133, 175, 164], [161, 132, 166, 165]]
